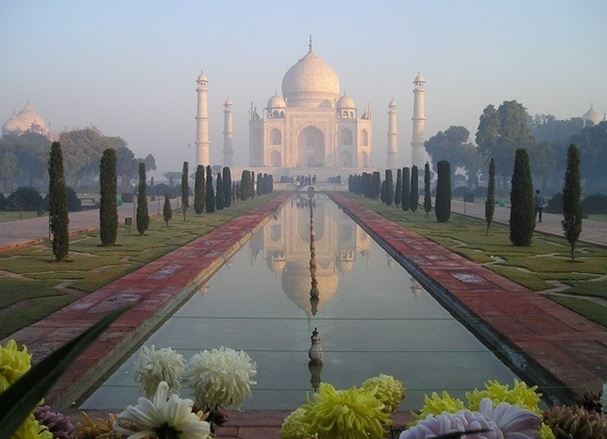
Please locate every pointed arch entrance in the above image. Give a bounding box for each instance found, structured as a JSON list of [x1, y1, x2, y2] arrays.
[[297, 126, 325, 167]]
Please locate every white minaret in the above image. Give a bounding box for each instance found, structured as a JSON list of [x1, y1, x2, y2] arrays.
[[223, 97, 234, 166], [387, 98, 398, 169], [411, 72, 426, 168], [195, 71, 210, 166]]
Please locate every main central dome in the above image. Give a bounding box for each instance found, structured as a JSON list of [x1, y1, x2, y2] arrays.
[[281, 49, 340, 108]]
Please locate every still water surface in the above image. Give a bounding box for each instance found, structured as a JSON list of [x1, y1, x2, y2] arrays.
[[82, 194, 516, 410]]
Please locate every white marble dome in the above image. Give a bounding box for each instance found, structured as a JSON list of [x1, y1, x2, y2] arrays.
[[267, 92, 286, 109], [337, 93, 356, 109], [282, 50, 340, 108], [582, 103, 606, 126], [2, 102, 49, 137]]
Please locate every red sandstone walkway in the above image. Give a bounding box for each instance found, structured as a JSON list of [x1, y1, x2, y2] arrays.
[[329, 193, 607, 401], [4, 193, 291, 407]]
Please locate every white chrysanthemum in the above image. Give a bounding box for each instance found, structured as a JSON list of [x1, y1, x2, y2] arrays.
[[185, 346, 257, 409], [478, 398, 541, 438], [134, 345, 185, 397], [601, 381, 607, 414], [113, 381, 211, 439]]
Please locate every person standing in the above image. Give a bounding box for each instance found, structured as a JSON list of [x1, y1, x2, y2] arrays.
[[534, 189, 545, 223]]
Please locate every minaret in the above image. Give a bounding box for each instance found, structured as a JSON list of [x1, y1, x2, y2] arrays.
[[195, 71, 210, 166], [223, 97, 234, 166], [386, 98, 398, 169], [411, 72, 426, 168]]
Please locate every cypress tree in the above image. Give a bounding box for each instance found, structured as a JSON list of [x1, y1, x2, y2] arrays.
[[371, 172, 381, 199], [222, 167, 232, 207], [205, 165, 215, 213], [251, 171, 256, 198], [163, 193, 172, 226], [485, 158, 496, 234], [410, 165, 419, 213], [401, 167, 410, 211], [194, 165, 205, 214], [424, 162, 432, 217], [181, 161, 189, 221], [240, 170, 251, 201], [99, 148, 117, 246], [385, 169, 394, 206], [136, 162, 149, 235], [435, 160, 451, 223], [216, 173, 224, 210], [394, 168, 402, 206], [48, 142, 69, 261], [380, 180, 387, 204], [509, 149, 534, 246], [562, 144, 583, 261], [257, 172, 263, 196]]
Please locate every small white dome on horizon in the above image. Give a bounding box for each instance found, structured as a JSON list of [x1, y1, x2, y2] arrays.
[[582, 103, 605, 125], [2, 101, 50, 138]]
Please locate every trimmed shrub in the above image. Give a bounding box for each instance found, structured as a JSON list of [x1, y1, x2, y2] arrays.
[[136, 162, 149, 235], [99, 148, 117, 246], [65, 187, 81, 212], [223, 167, 232, 207], [485, 158, 496, 234], [509, 149, 534, 246], [216, 173, 224, 210], [181, 161, 189, 220], [545, 192, 563, 213], [205, 165, 215, 213], [6, 187, 43, 211], [435, 160, 451, 222], [372, 172, 381, 199], [163, 193, 172, 226], [562, 145, 582, 261], [401, 167, 410, 211], [394, 169, 402, 206], [194, 165, 205, 214], [48, 142, 69, 261], [424, 162, 432, 216], [583, 193, 607, 214], [410, 165, 419, 212], [385, 169, 394, 206]]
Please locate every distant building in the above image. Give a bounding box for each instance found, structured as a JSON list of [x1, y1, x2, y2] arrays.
[[582, 103, 606, 127], [2, 101, 54, 139]]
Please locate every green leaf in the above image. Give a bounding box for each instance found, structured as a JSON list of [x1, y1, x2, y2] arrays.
[[0, 305, 131, 437]]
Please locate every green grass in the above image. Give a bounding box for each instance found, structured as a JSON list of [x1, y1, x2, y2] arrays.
[[0, 194, 280, 339], [344, 194, 607, 327], [0, 211, 46, 223], [588, 214, 607, 223]]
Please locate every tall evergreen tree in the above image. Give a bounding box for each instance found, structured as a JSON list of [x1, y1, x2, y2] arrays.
[[163, 193, 172, 226], [401, 167, 410, 211], [385, 169, 394, 206], [424, 162, 432, 217], [181, 161, 189, 221], [194, 165, 205, 214], [99, 148, 117, 246], [371, 171, 381, 200], [509, 149, 534, 246], [222, 167, 232, 207], [394, 168, 402, 206], [240, 170, 251, 201], [562, 144, 583, 261], [216, 173, 224, 210], [256, 172, 263, 196], [48, 142, 69, 261], [205, 165, 215, 213], [485, 158, 496, 234], [380, 180, 387, 204], [251, 171, 256, 198], [136, 162, 149, 235], [435, 160, 451, 222], [410, 165, 419, 213]]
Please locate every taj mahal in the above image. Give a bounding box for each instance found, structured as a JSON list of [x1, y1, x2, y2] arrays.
[[194, 39, 429, 176]]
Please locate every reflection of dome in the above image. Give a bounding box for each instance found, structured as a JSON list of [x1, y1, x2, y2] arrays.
[[267, 251, 286, 272], [336, 259, 354, 272], [582, 103, 605, 126], [282, 49, 340, 108], [281, 262, 338, 316], [337, 93, 356, 109], [2, 102, 50, 138], [267, 92, 286, 109]]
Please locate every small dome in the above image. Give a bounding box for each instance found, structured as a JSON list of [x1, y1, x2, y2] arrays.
[[414, 72, 424, 82], [337, 93, 356, 109], [582, 103, 605, 125], [267, 92, 286, 109], [2, 113, 21, 134], [197, 71, 207, 82], [282, 49, 340, 108], [388, 98, 397, 107], [224, 97, 232, 106]]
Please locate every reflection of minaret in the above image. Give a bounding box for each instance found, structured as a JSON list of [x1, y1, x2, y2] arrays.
[[223, 98, 234, 166], [411, 72, 426, 168], [387, 99, 398, 169], [410, 276, 422, 298], [195, 71, 210, 166]]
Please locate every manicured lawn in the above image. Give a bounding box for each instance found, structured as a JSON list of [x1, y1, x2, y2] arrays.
[[0, 211, 45, 222], [344, 194, 607, 327], [0, 194, 279, 339], [589, 214, 607, 223]]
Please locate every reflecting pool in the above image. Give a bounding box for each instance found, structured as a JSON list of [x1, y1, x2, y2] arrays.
[[82, 193, 516, 410]]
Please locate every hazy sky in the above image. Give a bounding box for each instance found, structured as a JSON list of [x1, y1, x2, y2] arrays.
[[1, 0, 606, 173]]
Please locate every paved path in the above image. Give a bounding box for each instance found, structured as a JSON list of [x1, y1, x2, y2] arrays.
[[330, 193, 607, 403], [0, 198, 180, 252], [451, 199, 607, 246]]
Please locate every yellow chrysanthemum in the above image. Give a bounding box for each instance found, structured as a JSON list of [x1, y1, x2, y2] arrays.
[[412, 391, 466, 423], [539, 422, 556, 439], [466, 379, 541, 414], [301, 383, 390, 439], [281, 407, 313, 439], [0, 339, 32, 393], [361, 374, 405, 414], [11, 414, 53, 439]]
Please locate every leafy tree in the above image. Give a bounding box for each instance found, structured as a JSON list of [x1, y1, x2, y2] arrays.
[[410, 166, 419, 212], [136, 162, 149, 235], [163, 171, 182, 187], [571, 121, 607, 193], [485, 158, 496, 234], [6, 187, 43, 211], [424, 162, 432, 216], [394, 168, 402, 206], [509, 149, 534, 246], [216, 173, 224, 210], [99, 148, 117, 246], [64, 186, 81, 212], [1, 132, 48, 189], [384, 170, 394, 206], [205, 165, 215, 213], [194, 165, 205, 214], [0, 148, 18, 192], [116, 145, 137, 190], [562, 145, 583, 262], [529, 141, 557, 191], [435, 160, 451, 223], [181, 161, 189, 221], [222, 167, 232, 207], [144, 154, 157, 171], [48, 142, 69, 261], [163, 194, 172, 226], [401, 167, 410, 211]]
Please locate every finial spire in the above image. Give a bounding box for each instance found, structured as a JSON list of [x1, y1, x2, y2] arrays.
[[308, 35, 312, 52]]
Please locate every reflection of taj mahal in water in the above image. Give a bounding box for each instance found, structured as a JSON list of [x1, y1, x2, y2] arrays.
[[249, 195, 371, 316]]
